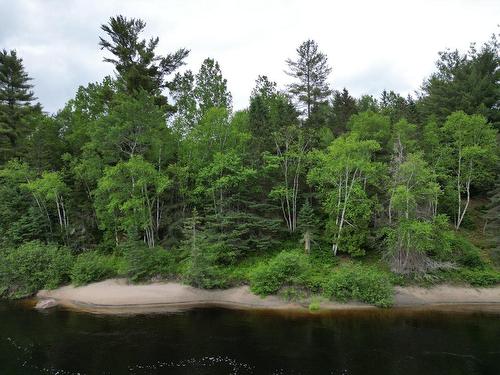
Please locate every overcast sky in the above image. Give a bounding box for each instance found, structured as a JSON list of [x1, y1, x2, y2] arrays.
[[1, 0, 498, 113]]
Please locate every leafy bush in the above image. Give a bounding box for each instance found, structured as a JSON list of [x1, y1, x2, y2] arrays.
[[322, 264, 393, 307], [124, 243, 177, 282], [0, 241, 73, 298], [458, 269, 500, 287], [451, 236, 485, 269], [250, 250, 309, 295], [308, 301, 321, 312], [71, 252, 125, 286]]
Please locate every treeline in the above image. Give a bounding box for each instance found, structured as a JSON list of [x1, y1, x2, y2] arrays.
[[0, 16, 499, 299]]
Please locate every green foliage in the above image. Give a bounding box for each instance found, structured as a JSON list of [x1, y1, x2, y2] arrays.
[[99, 15, 188, 103], [194, 58, 232, 116], [308, 133, 381, 256], [348, 110, 391, 149], [322, 264, 394, 307], [451, 236, 486, 269], [249, 250, 309, 295], [419, 35, 499, 128], [0, 241, 73, 298], [95, 155, 170, 247], [285, 39, 332, 118], [308, 300, 321, 312], [71, 251, 125, 286], [183, 242, 232, 289], [123, 243, 177, 282], [457, 268, 500, 287], [1, 20, 499, 301]]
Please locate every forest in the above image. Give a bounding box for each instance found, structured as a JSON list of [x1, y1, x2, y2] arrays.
[[0, 16, 499, 307]]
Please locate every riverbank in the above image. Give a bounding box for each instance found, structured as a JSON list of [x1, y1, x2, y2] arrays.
[[35, 278, 500, 314]]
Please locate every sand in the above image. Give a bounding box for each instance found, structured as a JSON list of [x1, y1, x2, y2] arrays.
[[36, 279, 500, 314]]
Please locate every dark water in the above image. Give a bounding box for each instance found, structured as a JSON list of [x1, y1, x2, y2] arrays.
[[1, 301, 499, 375]]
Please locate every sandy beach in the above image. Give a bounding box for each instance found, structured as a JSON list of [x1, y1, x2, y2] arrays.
[[36, 279, 500, 314]]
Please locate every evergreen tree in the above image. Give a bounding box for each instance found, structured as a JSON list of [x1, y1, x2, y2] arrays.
[[285, 39, 332, 119], [99, 15, 189, 106], [297, 201, 318, 254], [0, 49, 39, 163], [330, 88, 358, 135], [419, 34, 500, 128], [248, 75, 298, 161]]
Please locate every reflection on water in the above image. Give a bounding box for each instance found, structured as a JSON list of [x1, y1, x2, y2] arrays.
[[1, 300, 499, 374]]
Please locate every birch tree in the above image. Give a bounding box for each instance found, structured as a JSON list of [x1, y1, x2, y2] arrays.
[[265, 125, 307, 232], [25, 171, 70, 238], [442, 111, 497, 229], [308, 134, 380, 256], [94, 156, 170, 247]]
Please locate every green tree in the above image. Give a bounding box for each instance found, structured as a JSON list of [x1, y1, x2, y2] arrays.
[[94, 156, 171, 247], [0, 49, 40, 163], [25, 171, 70, 239], [170, 70, 197, 134], [265, 124, 308, 233], [419, 35, 499, 128], [297, 201, 318, 254], [348, 110, 391, 149], [99, 15, 189, 105], [308, 134, 381, 256], [194, 58, 232, 117], [285, 39, 332, 119], [330, 88, 358, 135], [248, 75, 298, 162], [441, 111, 498, 229]]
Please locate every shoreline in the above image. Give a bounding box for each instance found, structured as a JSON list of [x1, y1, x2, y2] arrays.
[[36, 279, 500, 315]]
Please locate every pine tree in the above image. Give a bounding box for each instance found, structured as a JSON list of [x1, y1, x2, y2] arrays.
[[285, 39, 332, 119], [99, 15, 189, 106], [0, 49, 39, 163]]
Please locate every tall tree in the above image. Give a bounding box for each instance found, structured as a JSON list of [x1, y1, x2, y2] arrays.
[[265, 125, 308, 233], [248, 75, 298, 161], [99, 15, 189, 106], [419, 35, 500, 128], [308, 134, 381, 256], [441, 111, 497, 229], [0, 49, 39, 163], [170, 70, 197, 135], [285, 39, 332, 119], [194, 58, 232, 117], [330, 88, 358, 135]]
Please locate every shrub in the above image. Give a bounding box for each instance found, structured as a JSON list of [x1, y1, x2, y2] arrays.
[[323, 264, 393, 307], [308, 301, 321, 312], [71, 252, 125, 286], [0, 241, 73, 298], [458, 269, 500, 287], [250, 250, 309, 295], [124, 243, 177, 282], [451, 236, 485, 269]]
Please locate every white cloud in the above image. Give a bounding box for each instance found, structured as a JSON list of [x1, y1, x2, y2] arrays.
[[0, 0, 498, 113]]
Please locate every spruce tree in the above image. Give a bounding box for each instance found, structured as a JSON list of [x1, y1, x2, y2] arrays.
[[298, 201, 318, 254], [330, 88, 358, 135], [0, 49, 38, 163]]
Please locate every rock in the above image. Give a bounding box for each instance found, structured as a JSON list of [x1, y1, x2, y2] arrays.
[[35, 298, 58, 310]]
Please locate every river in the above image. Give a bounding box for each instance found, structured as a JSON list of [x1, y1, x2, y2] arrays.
[[0, 300, 499, 374]]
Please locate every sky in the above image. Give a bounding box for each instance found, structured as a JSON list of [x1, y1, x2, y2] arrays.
[[0, 0, 498, 114]]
